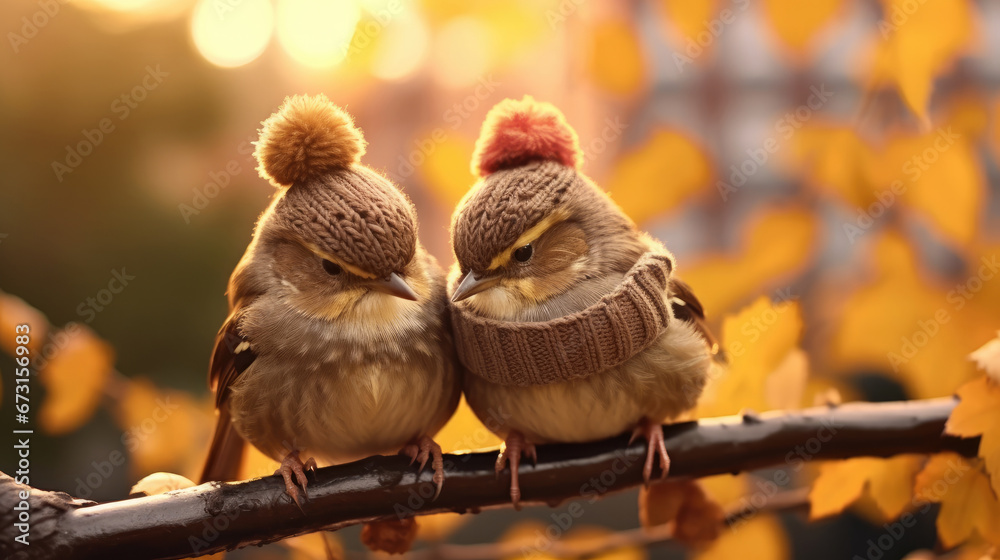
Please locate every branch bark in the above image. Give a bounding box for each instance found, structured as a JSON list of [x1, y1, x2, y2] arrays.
[[0, 398, 979, 560]]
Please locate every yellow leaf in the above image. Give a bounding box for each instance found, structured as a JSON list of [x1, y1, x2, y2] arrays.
[[764, 348, 809, 410], [832, 231, 985, 399], [657, 0, 720, 56], [970, 334, 1000, 383], [810, 455, 923, 520], [585, 19, 646, 96], [39, 324, 113, 435], [115, 378, 214, 478], [129, 472, 195, 496], [761, 0, 846, 58], [417, 132, 476, 210], [873, 0, 976, 120], [694, 514, 789, 560], [914, 453, 1000, 547], [788, 125, 878, 208], [0, 292, 49, 355], [946, 377, 1000, 497], [434, 396, 503, 453], [606, 130, 712, 225], [698, 296, 803, 416], [880, 129, 983, 246], [683, 207, 818, 315]]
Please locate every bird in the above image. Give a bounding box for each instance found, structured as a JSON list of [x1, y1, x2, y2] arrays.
[[447, 96, 719, 507], [199, 94, 460, 544]]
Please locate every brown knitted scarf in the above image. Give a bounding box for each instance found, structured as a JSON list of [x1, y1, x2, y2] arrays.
[[451, 251, 675, 387]]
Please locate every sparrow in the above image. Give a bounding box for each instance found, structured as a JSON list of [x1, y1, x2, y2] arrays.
[[448, 96, 718, 506], [199, 94, 460, 520]]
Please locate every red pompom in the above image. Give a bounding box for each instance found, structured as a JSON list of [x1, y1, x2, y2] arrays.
[[471, 96, 582, 176]]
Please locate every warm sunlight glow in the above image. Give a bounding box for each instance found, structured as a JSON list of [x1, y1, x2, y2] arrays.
[[276, 0, 361, 68], [191, 0, 273, 68], [370, 11, 429, 81], [430, 16, 492, 89], [83, 0, 164, 12]]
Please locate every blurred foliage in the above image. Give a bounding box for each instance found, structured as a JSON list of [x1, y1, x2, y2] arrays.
[[2, 0, 1000, 558]]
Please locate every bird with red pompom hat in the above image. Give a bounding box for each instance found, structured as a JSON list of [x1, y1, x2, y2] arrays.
[[200, 94, 460, 553], [448, 96, 722, 507]]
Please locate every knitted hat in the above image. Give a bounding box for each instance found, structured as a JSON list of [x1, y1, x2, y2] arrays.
[[255, 94, 416, 278], [453, 96, 588, 272]]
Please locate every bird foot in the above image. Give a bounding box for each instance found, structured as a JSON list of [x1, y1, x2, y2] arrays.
[[630, 418, 670, 485], [496, 431, 537, 510], [274, 450, 316, 506], [400, 435, 445, 500]]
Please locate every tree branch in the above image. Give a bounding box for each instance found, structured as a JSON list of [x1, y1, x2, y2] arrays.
[[0, 398, 978, 560]]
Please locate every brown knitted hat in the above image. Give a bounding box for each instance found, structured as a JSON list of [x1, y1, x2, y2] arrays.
[[452, 96, 587, 272], [255, 94, 415, 278]]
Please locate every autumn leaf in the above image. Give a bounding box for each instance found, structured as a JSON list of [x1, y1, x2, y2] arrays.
[[640, 480, 724, 546], [761, 0, 846, 59], [434, 397, 503, 453], [873, 0, 976, 120], [694, 514, 789, 560], [969, 333, 1000, 383], [657, 0, 721, 56], [914, 453, 1000, 547], [698, 296, 804, 417], [682, 207, 818, 315], [946, 376, 1000, 497], [115, 377, 214, 478], [605, 130, 711, 225], [0, 291, 49, 355], [585, 19, 647, 96], [39, 324, 114, 435], [787, 125, 878, 209], [810, 455, 923, 520]]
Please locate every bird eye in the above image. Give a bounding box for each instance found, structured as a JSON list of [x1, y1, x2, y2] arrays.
[[514, 244, 533, 263], [321, 259, 342, 275]]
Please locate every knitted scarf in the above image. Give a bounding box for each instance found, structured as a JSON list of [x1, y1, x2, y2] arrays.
[[451, 251, 675, 387]]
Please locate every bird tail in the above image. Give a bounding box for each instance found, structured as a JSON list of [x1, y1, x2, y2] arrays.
[[200, 403, 246, 483]]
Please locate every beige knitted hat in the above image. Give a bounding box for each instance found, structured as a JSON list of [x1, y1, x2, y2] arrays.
[[254, 94, 416, 278]]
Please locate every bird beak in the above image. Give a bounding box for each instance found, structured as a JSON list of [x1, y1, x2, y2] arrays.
[[451, 271, 498, 302], [369, 272, 419, 301]]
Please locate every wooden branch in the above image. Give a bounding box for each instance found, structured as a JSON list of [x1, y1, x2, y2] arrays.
[[0, 398, 978, 560]]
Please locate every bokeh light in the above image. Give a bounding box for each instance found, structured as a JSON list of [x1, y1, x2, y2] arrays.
[[430, 16, 492, 89], [190, 0, 273, 68], [370, 10, 429, 81], [276, 0, 361, 68]]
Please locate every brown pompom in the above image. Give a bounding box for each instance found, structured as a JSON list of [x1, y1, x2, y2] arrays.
[[254, 93, 367, 188], [471, 95, 582, 176]]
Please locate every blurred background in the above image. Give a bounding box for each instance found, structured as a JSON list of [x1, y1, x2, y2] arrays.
[[2, 0, 999, 558]]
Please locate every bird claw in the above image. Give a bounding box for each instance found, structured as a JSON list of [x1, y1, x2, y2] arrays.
[[631, 419, 671, 485], [275, 450, 315, 509], [401, 436, 445, 501], [496, 431, 536, 510]]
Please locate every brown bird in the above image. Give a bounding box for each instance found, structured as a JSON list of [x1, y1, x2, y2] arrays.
[[448, 96, 718, 506], [199, 94, 460, 526]]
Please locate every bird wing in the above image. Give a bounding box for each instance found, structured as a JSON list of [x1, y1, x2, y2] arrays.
[[669, 277, 724, 361], [201, 307, 257, 483]]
